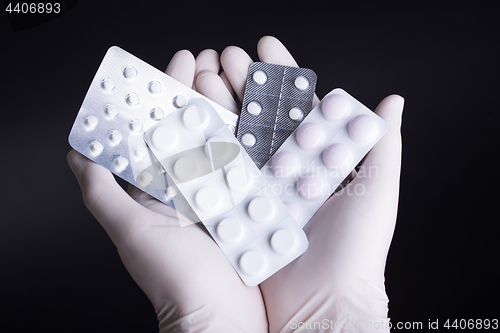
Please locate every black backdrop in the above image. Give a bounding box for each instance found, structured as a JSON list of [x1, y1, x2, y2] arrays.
[[1, 1, 498, 331]]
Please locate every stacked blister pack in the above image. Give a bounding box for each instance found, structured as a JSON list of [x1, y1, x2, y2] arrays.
[[69, 46, 387, 285]]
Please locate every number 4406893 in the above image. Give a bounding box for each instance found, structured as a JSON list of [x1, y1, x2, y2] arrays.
[[5, 3, 61, 14], [444, 319, 498, 330]]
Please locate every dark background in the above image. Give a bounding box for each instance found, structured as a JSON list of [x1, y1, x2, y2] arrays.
[[1, 0, 498, 331]]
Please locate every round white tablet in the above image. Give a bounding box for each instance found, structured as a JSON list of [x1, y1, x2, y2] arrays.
[[123, 66, 137, 78], [173, 156, 200, 182], [226, 166, 252, 191], [126, 93, 140, 106], [89, 140, 103, 155], [241, 133, 256, 147], [149, 80, 162, 94], [182, 105, 209, 130], [134, 145, 148, 159], [105, 104, 118, 118], [253, 70, 267, 85], [195, 187, 221, 213], [137, 171, 153, 187], [165, 186, 177, 200], [217, 218, 244, 244], [270, 229, 297, 255], [289, 107, 303, 121], [248, 197, 275, 223], [150, 107, 164, 121], [129, 119, 143, 132], [173, 95, 187, 108], [151, 126, 178, 151], [239, 251, 266, 277], [101, 77, 114, 91], [294, 76, 309, 90], [348, 114, 378, 143], [85, 115, 98, 130], [114, 156, 128, 171], [109, 130, 122, 145], [247, 101, 262, 116]]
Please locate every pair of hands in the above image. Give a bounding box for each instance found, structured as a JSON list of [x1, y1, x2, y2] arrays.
[[68, 36, 404, 332]]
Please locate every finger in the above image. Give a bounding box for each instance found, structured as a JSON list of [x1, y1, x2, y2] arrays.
[[220, 46, 253, 102], [257, 36, 320, 107], [357, 94, 404, 189], [196, 70, 240, 114], [67, 150, 154, 246], [219, 71, 237, 100], [165, 50, 196, 88], [193, 49, 220, 91]]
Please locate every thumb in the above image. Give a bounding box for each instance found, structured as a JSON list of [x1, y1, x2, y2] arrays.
[[67, 149, 153, 246]]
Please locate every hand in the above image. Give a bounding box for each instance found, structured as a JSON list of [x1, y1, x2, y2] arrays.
[[200, 36, 404, 332], [67, 50, 268, 332]]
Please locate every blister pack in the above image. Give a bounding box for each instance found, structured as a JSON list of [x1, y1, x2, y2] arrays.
[[144, 102, 309, 286], [262, 88, 388, 228], [236, 62, 317, 169], [68, 46, 238, 221]]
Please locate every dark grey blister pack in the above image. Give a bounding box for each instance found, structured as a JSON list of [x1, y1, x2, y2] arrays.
[[236, 62, 317, 168]]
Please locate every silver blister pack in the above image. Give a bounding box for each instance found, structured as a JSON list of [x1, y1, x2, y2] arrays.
[[236, 62, 317, 169], [68, 46, 238, 221]]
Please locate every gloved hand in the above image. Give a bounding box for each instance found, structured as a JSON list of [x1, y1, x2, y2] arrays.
[[197, 36, 404, 332], [68, 36, 404, 333]]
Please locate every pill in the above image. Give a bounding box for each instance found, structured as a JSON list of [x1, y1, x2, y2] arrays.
[[239, 250, 267, 276], [322, 143, 351, 170], [253, 70, 267, 85], [348, 114, 378, 143], [217, 218, 244, 244], [126, 92, 140, 106], [294, 76, 309, 90], [109, 130, 122, 145], [297, 173, 326, 201], [195, 187, 221, 213], [85, 115, 98, 130], [151, 125, 178, 151], [134, 145, 148, 159], [89, 140, 103, 155], [105, 104, 118, 118], [241, 133, 256, 147], [150, 107, 164, 121], [296, 122, 324, 150], [289, 107, 303, 121], [173, 156, 200, 182], [321, 94, 351, 122], [247, 101, 262, 116], [114, 156, 129, 171], [164, 186, 177, 200], [129, 119, 143, 132], [123, 66, 138, 78], [173, 95, 187, 108], [227, 124, 236, 134], [248, 197, 275, 223], [182, 105, 209, 130], [270, 229, 297, 255], [284, 202, 301, 223], [101, 77, 115, 91], [137, 171, 153, 187], [270, 151, 299, 179], [226, 166, 253, 191], [149, 80, 162, 94]]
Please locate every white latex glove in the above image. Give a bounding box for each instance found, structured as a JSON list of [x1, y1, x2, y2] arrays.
[[68, 36, 404, 333], [197, 36, 404, 332], [67, 50, 268, 333]]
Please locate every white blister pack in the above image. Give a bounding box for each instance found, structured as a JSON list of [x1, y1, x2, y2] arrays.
[[68, 46, 238, 221], [144, 102, 309, 286], [262, 88, 388, 228]]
